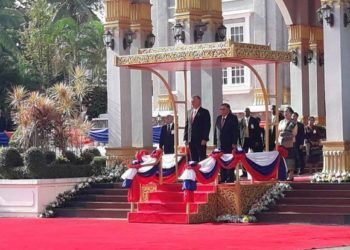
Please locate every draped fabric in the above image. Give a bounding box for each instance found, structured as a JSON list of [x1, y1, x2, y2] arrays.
[[122, 147, 288, 202], [121, 150, 186, 202], [153, 126, 161, 144], [0, 132, 9, 146], [89, 129, 108, 143], [87, 126, 162, 145]]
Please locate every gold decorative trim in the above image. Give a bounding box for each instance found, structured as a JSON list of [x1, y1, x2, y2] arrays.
[[104, 0, 131, 26], [322, 141, 350, 150], [106, 146, 153, 166], [157, 94, 173, 111], [137, 183, 274, 223], [282, 86, 290, 105], [201, 0, 222, 22], [189, 193, 218, 223], [140, 184, 157, 202], [175, 0, 203, 20], [321, 0, 350, 5], [138, 40, 229, 54], [309, 27, 324, 51], [322, 141, 350, 173], [288, 25, 311, 51], [115, 40, 291, 67], [216, 183, 273, 215], [253, 88, 264, 106], [130, 2, 152, 32]]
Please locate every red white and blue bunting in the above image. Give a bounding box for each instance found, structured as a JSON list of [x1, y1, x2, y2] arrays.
[[122, 147, 288, 202]]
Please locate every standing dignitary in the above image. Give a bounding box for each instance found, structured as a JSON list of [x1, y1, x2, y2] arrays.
[[159, 115, 175, 154], [214, 103, 239, 183], [292, 112, 305, 175], [240, 107, 260, 153], [269, 105, 284, 151], [184, 96, 211, 162]]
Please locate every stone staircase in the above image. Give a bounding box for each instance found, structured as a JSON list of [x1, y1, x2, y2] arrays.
[[54, 183, 131, 218], [256, 182, 350, 224], [128, 183, 217, 224]]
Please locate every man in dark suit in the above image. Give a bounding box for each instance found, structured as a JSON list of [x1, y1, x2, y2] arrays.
[[214, 103, 239, 183], [184, 96, 211, 162], [292, 112, 305, 175], [240, 107, 260, 153], [159, 115, 175, 154]]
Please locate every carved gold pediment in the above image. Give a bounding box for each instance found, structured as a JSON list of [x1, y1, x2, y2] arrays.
[[115, 40, 292, 68]]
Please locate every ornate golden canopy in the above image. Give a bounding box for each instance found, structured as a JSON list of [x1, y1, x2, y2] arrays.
[[114, 40, 292, 71]]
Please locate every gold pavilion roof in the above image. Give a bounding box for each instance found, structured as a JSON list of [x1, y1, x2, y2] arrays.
[[115, 40, 292, 71]]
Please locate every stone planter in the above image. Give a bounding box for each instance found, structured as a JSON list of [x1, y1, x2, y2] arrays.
[[0, 178, 88, 217]]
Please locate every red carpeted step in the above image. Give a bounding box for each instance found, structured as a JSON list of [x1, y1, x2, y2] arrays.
[[67, 201, 131, 209], [81, 188, 128, 195], [279, 197, 350, 205], [138, 202, 200, 213], [256, 212, 350, 225], [54, 208, 129, 218], [285, 190, 350, 198], [290, 183, 350, 190], [148, 191, 208, 202], [269, 204, 350, 214], [157, 184, 216, 192], [128, 211, 189, 224]]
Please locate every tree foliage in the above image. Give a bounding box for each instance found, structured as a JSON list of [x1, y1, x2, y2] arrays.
[[8, 67, 92, 152], [0, 0, 106, 120]]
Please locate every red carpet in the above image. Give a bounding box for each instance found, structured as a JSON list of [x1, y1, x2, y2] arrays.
[[0, 219, 350, 250], [129, 184, 215, 223]]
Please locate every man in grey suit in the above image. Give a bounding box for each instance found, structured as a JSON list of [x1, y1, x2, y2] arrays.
[[184, 96, 211, 162]]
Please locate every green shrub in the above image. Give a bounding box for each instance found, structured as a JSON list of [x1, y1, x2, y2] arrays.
[[83, 85, 107, 119], [91, 156, 106, 176], [80, 151, 94, 164], [81, 148, 101, 164], [86, 147, 101, 157], [56, 156, 69, 164], [47, 162, 92, 178], [63, 150, 77, 163], [44, 151, 56, 164], [0, 166, 30, 179], [0, 147, 23, 169], [24, 147, 46, 177]]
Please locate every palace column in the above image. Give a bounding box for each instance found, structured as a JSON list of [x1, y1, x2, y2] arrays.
[[321, 0, 350, 173], [174, 0, 203, 145], [105, 0, 132, 153], [288, 25, 310, 121], [129, 1, 153, 148], [200, 0, 223, 145], [308, 27, 325, 125]]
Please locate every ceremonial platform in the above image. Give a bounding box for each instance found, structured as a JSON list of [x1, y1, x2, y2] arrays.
[[129, 182, 272, 224], [121, 148, 287, 224]]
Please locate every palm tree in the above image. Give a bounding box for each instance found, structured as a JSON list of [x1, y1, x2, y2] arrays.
[[48, 0, 102, 24], [0, 1, 24, 55], [79, 20, 106, 85]]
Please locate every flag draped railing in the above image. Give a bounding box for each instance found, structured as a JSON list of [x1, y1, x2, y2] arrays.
[[121, 147, 288, 206]]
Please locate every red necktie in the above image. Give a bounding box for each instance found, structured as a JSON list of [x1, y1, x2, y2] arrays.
[[221, 117, 226, 128], [191, 110, 196, 123]]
